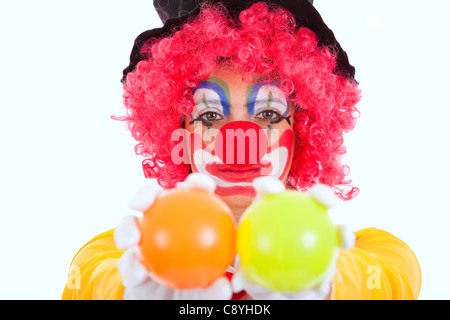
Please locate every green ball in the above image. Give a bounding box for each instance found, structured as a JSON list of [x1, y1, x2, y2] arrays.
[[237, 191, 339, 292]]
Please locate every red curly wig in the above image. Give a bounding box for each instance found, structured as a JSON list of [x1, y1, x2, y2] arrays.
[[117, 2, 361, 200]]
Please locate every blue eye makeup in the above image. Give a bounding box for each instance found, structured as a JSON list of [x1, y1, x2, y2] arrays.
[[247, 82, 290, 125], [192, 80, 230, 118], [189, 79, 291, 127]]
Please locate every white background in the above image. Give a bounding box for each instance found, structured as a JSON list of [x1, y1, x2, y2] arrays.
[[0, 0, 449, 299]]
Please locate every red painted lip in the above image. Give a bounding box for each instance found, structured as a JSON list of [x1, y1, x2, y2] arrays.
[[206, 163, 272, 183], [215, 185, 256, 197]]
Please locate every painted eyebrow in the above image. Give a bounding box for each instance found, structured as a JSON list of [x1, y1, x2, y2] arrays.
[[193, 98, 222, 107], [247, 82, 289, 116], [253, 98, 288, 105], [192, 80, 230, 117]]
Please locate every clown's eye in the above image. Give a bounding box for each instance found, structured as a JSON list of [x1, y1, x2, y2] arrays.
[[191, 111, 224, 126], [256, 109, 281, 121], [201, 112, 222, 122]]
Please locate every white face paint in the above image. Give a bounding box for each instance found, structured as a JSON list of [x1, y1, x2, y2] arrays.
[[192, 145, 289, 188], [191, 88, 225, 119], [250, 84, 289, 118]]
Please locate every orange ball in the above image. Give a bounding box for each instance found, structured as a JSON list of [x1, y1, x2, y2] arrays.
[[137, 188, 236, 289]]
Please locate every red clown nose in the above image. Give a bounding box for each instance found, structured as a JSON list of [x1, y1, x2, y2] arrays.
[[214, 121, 268, 166]]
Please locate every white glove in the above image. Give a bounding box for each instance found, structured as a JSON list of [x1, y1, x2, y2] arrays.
[[231, 177, 355, 300], [114, 174, 233, 300]]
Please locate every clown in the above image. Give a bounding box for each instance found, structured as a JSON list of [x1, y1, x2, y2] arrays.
[[62, 0, 421, 300]]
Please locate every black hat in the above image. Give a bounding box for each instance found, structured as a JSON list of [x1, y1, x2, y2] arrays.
[[122, 0, 355, 82]]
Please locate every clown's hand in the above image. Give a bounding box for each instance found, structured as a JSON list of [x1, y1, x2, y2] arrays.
[[113, 174, 232, 300], [232, 263, 336, 300], [231, 177, 355, 300]]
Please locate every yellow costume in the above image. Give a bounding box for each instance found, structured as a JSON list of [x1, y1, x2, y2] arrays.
[[62, 227, 421, 300]]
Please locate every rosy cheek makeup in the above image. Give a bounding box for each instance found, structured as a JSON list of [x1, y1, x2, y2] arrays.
[[189, 121, 293, 197]]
